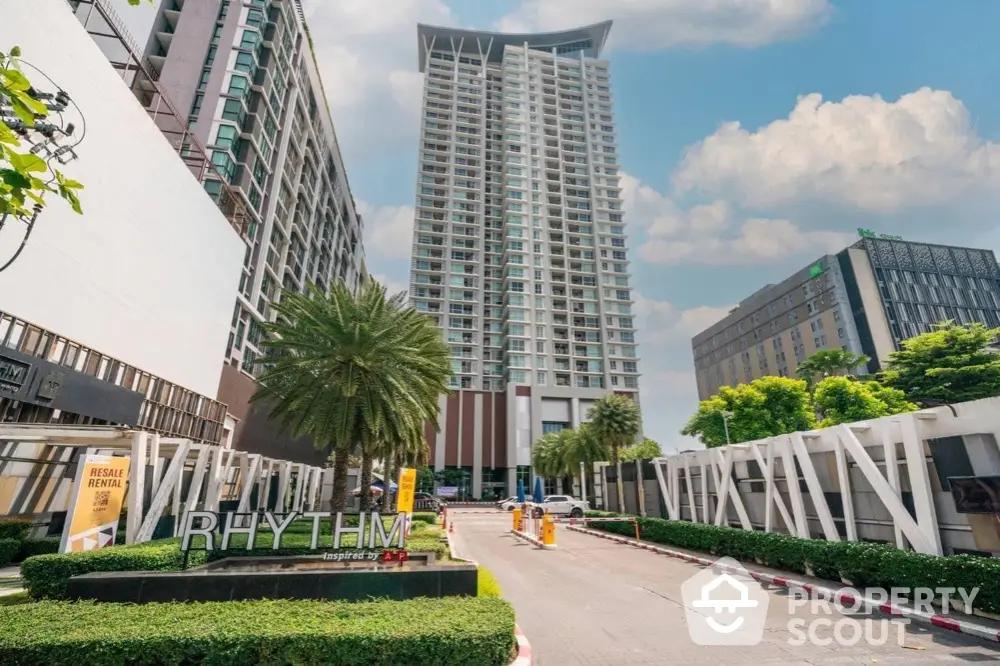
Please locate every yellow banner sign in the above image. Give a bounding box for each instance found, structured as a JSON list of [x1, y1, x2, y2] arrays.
[[61, 454, 130, 553], [396, 467, 417, 514]]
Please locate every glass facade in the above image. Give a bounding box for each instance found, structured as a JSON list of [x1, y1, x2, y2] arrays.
[[862, 238, 1000, 343]]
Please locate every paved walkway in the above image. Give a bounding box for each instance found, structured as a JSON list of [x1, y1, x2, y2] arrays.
[[449, 510, 1000, 666]]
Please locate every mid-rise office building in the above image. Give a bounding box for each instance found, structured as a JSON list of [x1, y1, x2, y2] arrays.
[[692, 231, 1000, 400], [409, 22, 640, 497], [140, 0, 366, 462]]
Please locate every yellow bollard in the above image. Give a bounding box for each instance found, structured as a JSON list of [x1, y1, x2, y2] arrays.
[[512, 507, 522, 532], [541, 513, 556, 548]]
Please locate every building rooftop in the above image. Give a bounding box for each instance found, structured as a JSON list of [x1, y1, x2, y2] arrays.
[[416, 21, 613, 72]]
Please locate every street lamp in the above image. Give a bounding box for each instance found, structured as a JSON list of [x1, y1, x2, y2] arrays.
[[721, 411, 734, 446]]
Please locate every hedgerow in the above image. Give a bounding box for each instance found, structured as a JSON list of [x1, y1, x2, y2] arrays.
[[23, 529, 450, 599], [0, 538, 20, 567], [0, 518, 32, 541], [0, 597, 517, 665], [582, 511, 1000, 614]]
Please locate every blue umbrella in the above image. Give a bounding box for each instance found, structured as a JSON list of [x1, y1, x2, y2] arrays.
[[532, 476, 544, 503], [516, 478, 525, 503]]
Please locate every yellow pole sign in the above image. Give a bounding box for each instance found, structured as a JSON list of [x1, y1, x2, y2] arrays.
[[396, 467, 417, 514], [60, 454, 130, 553]]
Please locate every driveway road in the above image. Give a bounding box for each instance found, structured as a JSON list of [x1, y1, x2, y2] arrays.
[[448, 509, 1000, 666]]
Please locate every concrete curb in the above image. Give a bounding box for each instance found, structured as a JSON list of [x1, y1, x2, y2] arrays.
[[512, 624, 532, 665], [510, 529, 557, 550], [447, 527, 533, 664], [567, 524, 1000, 644]]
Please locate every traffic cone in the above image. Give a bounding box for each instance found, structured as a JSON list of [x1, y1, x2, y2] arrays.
[[449, 521, 454, 533]]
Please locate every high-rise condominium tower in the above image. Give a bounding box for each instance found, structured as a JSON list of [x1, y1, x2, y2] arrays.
[[141, 0, 366, 462], [410, 22, 640, 498]]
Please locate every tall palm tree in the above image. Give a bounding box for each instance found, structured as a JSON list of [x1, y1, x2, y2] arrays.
[[564, 423, 609, 502], [253, 278, 451, 512], [587, 394, 642, 512]]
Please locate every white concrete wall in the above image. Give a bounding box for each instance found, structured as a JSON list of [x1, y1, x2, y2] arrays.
[[0, 0, 244, 398]]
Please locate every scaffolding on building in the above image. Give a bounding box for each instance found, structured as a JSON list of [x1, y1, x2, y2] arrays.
[[66, 0, 249, 239]]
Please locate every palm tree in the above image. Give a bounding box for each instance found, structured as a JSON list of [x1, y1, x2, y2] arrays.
[[253, 278, 451, 512], [564, 423, 609, 502], [796, 349, 870, 387], [587, 394, 642, 512], [530, 432, 563, 481]]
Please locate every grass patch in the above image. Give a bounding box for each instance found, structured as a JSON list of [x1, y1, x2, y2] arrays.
[[478, 566, 502, 597]]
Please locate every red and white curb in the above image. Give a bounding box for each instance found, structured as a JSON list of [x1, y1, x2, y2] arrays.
[[510, 529, 557, 550], [567, 524, 1000, 644], [512, 625, 532, 665], [447, 528, 534, 664]]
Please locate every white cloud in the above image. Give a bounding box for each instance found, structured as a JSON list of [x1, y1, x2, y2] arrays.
[[356, 201, 414, 260], [497, 0, 832, 49], [370, 273, 409, 300], [299, 0, 456, 157], [633, 292, 730, 449], [675, 88, 1000, 213], [621, 173, 849, 265]]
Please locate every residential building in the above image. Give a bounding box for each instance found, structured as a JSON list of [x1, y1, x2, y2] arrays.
[[692, 232, 1000, 400], [139, 0, 366, 463], [0, 0, 247, 515], [409, 22, 641, 497]]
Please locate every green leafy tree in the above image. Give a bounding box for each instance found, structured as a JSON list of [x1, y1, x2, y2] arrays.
[[416, 466, 434, 494], [1, 48, 83, 219], [682, 376, 815, 448], [253, 279, 451, 512], [619, 438, 662, 462], [880, 321, 1000, 405], [587, 394, 642, 510], [812, 376, 917, 427], [795, 348, 870, 387]]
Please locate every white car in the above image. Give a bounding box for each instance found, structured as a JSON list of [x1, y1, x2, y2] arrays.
[[539, 495, 588, 518], [499, 495, 588, 517]]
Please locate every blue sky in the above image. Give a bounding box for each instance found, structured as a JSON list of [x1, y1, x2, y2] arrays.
[[123, 0, 1000, 452]]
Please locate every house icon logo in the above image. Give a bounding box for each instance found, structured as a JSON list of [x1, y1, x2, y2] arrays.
[[681, 557, 770, 645]]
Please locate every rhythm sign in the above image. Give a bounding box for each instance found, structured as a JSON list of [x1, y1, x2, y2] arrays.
[[179, 510, 407, 552]]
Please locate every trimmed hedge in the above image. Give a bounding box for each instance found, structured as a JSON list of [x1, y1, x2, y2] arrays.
[[15, 537, 60, 563], [478, 566, 502, 598], [20, 540, 205, 600], [23, 529, 451, 599], [0, 538, 19, 567], [0, 596, 517, 665], [583, 511, 1000, 615], [0, 518, 32, 541]]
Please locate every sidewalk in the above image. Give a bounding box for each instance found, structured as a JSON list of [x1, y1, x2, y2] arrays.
[[567, 523, 1000, 644], [0, 565, 24, 598]]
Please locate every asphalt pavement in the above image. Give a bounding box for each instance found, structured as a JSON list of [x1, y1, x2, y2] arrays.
[[448, 509, 1000, 666]]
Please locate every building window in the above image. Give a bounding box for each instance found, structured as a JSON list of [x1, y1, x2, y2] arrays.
[[226, 74, 249, 98], [246, 8, 264, 28], [213, 124, 238, 149]]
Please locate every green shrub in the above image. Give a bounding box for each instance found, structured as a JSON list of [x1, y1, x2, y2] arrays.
[[15, 538, 60, 563], [581, 512, 1000, 614], [23, 527, 452, 599], [412, 512, 438, 524], [0, 539, 19, 567], [0, 596, 517, 666], [0, 518, 32, 541], [478, 566, 502, 597], [20, 539, 206, 600]]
